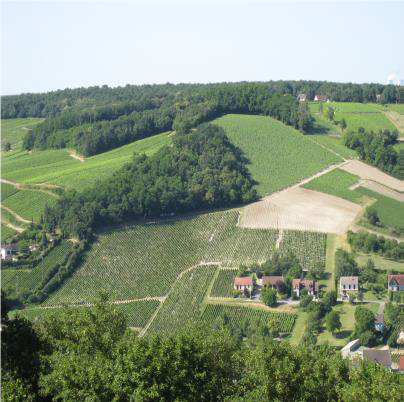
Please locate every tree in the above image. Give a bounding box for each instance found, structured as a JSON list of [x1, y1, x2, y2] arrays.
[[326, 310, 342, 335], [357, 291, 364, 303], [41, 232, 48, 249], [354, 306, 375, 341], [340, 118, 347, 131], [299, 294, 313, 308], [307, 262, 325, 280], [261, 288, 277, 307], [366, 207, 381, 226], [322, 291, 337, 312], [268, 316, 281, 338], [3, 142, 11, 152], [349, 293, 356, 304], [327, 106, 335, 121]]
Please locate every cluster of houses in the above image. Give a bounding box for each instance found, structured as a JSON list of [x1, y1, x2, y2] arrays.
[[297, 94, 330, 102], [233, 274, 404, 300], [1, 243, 18, 261], [233, 275, 318, 298], [341, 337, 404, 373]]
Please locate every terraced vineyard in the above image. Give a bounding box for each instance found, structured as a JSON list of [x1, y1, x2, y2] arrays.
[[210, 269, 238, 297], [1, 224, 17, 242], [201, 304, 296, 333], [147, 265, 217, 336], [1, 182, 19, 201], [10, 299, 160, 328], [214, 114, 341, 196]]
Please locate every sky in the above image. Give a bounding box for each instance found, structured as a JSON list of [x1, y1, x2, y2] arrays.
[[1, 1, 404, 95]]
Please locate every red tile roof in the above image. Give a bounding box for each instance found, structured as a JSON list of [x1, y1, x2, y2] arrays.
[[292, 279, 318, 291], [388, 275, 404, 286], [400, 356, 404, 371], [262, 276, 285, 286], [234, 277, 253, 286]]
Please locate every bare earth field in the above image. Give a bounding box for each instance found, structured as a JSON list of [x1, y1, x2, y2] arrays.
[[340, 160, 404, 192], [383, 111, 404, 133], [351, 180, 404, 202], [239, 187, 361, 234]]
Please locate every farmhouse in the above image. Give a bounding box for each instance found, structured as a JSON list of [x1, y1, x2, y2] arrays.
[[1, 243, 17, 261], [297, 93, 307, 102], [339, 276, 359, 299], [260, 276, 285, 291], [314, 95, 329, 102], [233, 277, 254, 292], [363, 349, 392, 371], [292, 279, 318, 297], [388, 275, 404, 292]]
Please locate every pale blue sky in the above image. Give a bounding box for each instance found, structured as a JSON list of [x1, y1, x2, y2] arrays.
[[1, 1, 404, 95]]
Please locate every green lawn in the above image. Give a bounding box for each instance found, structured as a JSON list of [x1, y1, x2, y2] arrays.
[[356, 253, 404, 273], [290, 311, 307, 345], [303, 169, 363, 204], [317, 302, 379, 346], [319, 234, 337, 292], [214, 114, 341, 196]]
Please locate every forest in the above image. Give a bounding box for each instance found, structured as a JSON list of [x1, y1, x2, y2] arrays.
[[43, 124, 258, 238], [2, 294, 401, 402]]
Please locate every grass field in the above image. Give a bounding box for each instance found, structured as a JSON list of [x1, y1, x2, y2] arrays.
[[147, 265, 217, 336], [1, 131, 172, 190], [201, 304, 296, 333], [10, 299, 160, 328], [355, 187, 404, 228], [1, 118, 43, 149], [2, 189, 57, 222], [356, 253, 404, 273], [317, 302, 379, 346], [289, 311, 307, 345], [42, 210, 326, 305], [309, 102, 396, 132], [214, 114, 341, 196], [303, 169, 363, 204]]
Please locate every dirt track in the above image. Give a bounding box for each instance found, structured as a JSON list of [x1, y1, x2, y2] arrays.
[[351, 180, 404, 202], [239, 187, 361, 234], [340, 160, 404, 192]]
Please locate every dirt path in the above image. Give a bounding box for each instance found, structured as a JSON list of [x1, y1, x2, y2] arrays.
[[69, 151, 85, 162], [275, 229, 284, 249], [1, 220, 25, 233], [350, 224, 404, 243], [382, 110, 404, 133], [350, 179, 404, 202], [1, 178, 61, 196], [1, 205, 31, 223]]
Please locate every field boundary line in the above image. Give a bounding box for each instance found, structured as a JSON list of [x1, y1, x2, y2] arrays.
[[1, 204, 31, 224]]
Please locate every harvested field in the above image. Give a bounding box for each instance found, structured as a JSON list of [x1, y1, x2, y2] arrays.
[[383, 110, 404, 132], [340, 160, 404, 192], [239, 187, 361, 234], [353, 180, 404, 202]]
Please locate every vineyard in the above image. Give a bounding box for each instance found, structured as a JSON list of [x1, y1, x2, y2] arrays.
[[214, 114, 341, 196], [1, 130, 172, 191], [1, 117, 43, 149], [1, 224, 17, 242], [303, 169, 363, 204], [1, 182, 19, 201], [146, 265, 217, 336], [210, 269, 238, 297], [9, 299, 160, 328], [2, 189, 57, 223], [201, 304, 296, 333]]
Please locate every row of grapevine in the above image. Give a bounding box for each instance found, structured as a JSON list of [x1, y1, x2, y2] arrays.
[[210, 269, 238, 297], [146, 265, 217, 336], [201, 304, 296, 333], [1, 182, 19, 202]]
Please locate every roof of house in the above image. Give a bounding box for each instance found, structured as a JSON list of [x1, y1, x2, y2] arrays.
[[262, 276, 285, 286], [234, 277, 253, 286], [1, 243, 17, 251], [400, 356, 404, 371], [388, 274, 404, 286], [363, 349, 392, 369], [315, 95, 328, 100], [292, 279, 318, 291], [340, 276, 359, 287]]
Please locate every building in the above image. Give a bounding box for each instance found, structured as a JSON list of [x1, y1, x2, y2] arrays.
[[388, 275, 404, 292], [363, 349, 392, 371], [1, 243, 17, 261], [292, 279, 318, 297], [234, 277, 254, 292], [341, 339, 361, 359], [314, 95, 329, 102], [260, 276, 285, 291], [339, 276, 359, 299], [374, 314, 384, 332], [297, 94, 307, 102]]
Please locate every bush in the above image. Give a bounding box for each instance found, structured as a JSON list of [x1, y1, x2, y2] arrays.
[[261, 288, 277, 307]]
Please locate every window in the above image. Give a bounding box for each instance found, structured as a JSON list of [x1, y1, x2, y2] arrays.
[[349, 284, 351, 290], [353, 284, 355, 290]]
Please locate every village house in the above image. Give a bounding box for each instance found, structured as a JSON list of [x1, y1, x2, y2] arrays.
[[363, 349, 392, 371], [292, 279, 318, 297], [233, 276, 254, 292], [297, 93, 307, 102], [1, 243, 18, 261], [260, 276, 285, 291], [388, 274, 404, 292], [314, 95, 329, 102], [339, 276, 359, 300]]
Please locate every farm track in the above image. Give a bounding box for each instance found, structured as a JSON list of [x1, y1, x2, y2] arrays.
[[1, 220, 25, 233], [349, 180, 404, 202], [1, 178, 61, 197], [68, 151, 85, 162], [382, 110, 404, 133], [1, 204, 31, 224], [350, 224, 404, 243]]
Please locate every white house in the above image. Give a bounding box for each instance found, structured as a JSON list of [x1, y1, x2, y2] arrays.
[[314, 95, 329, 102], [234, 277, 254, 292], [1, 243, 17, 261], [339, 276, 359, 299], [388, 275, 404, 292]]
